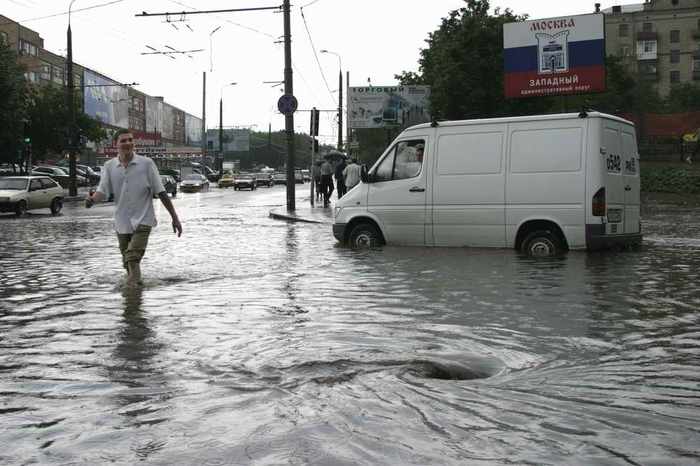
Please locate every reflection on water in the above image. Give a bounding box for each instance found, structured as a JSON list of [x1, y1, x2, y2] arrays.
[[0, 194, 698, 464]]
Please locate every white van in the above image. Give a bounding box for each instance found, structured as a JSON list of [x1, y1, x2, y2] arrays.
[[333, 112, 642, 255]]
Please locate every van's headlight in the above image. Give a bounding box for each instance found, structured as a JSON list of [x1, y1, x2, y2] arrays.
[[334, 206, 342, 218]]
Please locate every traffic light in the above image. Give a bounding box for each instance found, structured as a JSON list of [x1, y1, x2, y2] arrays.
[[22, 120, 31, 144], [310, 107, 320, 136]]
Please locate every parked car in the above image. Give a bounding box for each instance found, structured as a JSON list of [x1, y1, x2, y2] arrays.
[[301, 169, 311, 182], [256, 173, 274, 187], [77, 164, 101, 185], [295, 168, 304, 184], [180, 174, 210, 193], [218, 171, 235, 188], [159, 168, 181, 183], [160, 175, 177, 197], [234, 173, 257, 190], [0, 176, 64, 216], [273, 172, 287, 185], [31, 166, 72, 188]]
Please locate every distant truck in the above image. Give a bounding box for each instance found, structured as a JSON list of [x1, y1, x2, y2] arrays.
[[333, 112, 642, 255]]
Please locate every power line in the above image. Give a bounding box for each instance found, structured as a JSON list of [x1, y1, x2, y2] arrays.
[[17, 0, 127, 23], [167, 0, 278, 39], [299, 7, 336, 106]]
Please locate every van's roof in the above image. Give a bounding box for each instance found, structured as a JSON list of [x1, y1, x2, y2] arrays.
[[406, 112, 633, 131]]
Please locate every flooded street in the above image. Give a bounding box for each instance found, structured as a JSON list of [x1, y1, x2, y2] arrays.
[[1, 187, 699, 465]]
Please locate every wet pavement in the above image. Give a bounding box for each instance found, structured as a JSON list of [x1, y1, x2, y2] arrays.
[[1, 185, 699, 465]]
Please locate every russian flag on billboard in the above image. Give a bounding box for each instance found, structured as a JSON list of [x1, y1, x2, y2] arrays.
[[503, 13, 605, 99]]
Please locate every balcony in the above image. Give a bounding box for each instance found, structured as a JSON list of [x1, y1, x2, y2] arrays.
[[637, 31, 657, 41]]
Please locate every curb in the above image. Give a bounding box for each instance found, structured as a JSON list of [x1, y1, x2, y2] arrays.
[[269, 208, 323, 224]]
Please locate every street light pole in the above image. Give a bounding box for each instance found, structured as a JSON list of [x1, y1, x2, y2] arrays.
[[66, 0, 78, 197], [321, 49, 342, 151], [219, 82, 237, 174], [283, 0, 295, 211]]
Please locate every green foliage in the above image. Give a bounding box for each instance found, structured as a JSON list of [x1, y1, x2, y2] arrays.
[[641, 165, 700, 194], [397, 0, 554, 120], [0, 41, 28, 165], [665, 83, 700, 113]]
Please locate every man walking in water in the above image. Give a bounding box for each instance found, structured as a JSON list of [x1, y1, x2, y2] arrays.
[[86, 129, 182, 285]]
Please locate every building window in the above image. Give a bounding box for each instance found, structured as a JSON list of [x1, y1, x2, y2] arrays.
[[670, 49, 680, 63], [18, 40, 37, 56], [52, 66, 64, 85], [643, 22, 653, 33], [639, 61, 657, 75], [0, 31, 7, 45], [672, 0, 679, 5], [619, 24, 629, 37], [644, 41, 655, 53], [621, 46, 631, 57], [41, 63, 50, 80], [670, 30, 680, 43], [24, 72, 38, 83], [670, 70, 680, 83]]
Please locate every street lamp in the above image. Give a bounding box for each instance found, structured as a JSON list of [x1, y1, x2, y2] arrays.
[[219, 82, 237, 173], [66, 0, 79, 196], [320, 49, 343, 151], [209, 26, 221, 72]]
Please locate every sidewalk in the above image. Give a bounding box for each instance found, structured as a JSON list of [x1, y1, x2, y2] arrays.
[[269, 197, 335, 224]]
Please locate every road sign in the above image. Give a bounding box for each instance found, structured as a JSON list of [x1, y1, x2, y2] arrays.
[[277, 94, 298, 115]]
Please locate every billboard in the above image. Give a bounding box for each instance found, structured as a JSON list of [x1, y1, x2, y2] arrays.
[[162, 103, 175, 140], [503, 13, 605, 98], [347, 86, 431, 129], [206, 129, 250, 152], [83, 70, 129, 128]]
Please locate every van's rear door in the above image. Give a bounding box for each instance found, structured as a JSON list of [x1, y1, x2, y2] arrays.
[[602, 121, 625, 235], [621, 126, 641, 234]]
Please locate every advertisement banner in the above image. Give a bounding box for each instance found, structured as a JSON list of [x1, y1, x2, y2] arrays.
[[503, 13, 605, 98], [206, 129, 250, 152], [347, 86, 431, 129], [185, 113, 202, 146], [145, 96, 163, 135], [162, 103, 175, 140], [83, 70, 129, 128]]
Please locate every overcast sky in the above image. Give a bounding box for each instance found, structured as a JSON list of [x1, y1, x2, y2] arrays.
[[3, 0, 643, 145]]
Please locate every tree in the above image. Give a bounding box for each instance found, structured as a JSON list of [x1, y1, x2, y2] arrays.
[[396, 0, 554, 120], [0, 41, 28, 167], [665, 83, 700, 113]]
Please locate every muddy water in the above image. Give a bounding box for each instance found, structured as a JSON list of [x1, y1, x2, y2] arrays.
[[1, 189, 699, 465]]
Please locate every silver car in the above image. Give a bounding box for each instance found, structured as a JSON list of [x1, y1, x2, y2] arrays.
[[0, 176, 64, 216]]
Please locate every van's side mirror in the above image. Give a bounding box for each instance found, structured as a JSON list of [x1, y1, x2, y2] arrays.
[[360, 165, 369, 183]]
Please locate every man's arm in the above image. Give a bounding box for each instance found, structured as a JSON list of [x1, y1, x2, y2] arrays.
[[158, 192, 182, 237]]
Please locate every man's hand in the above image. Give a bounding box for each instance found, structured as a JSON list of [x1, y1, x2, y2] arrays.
[[172, 218, 182, 237], [85, 193, 94, 209]]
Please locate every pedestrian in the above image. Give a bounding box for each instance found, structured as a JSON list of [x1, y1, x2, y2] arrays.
[[320, 158, 334, 208], [343, 158, 362, 191], [85, 129, 182, 286], [334, 157, 347, 199], [311, 161, 322, 201]]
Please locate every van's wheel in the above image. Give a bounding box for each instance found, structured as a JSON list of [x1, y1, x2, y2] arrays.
[[348, 223, 383, 249], [521, 230, 562, 257], [50, 198, 63, 215], [15, 200, 27, 217]]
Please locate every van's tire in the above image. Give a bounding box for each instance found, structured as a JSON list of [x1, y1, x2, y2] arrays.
[[348, 223, 383, 249], [50, 198, 63, 215], [520, 230, 563, 257], [15, 200, 27, 217]]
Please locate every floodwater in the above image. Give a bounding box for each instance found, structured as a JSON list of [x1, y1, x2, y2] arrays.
[[1, 188, 699, 465]]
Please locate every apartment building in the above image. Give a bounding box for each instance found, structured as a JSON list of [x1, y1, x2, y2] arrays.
[[604, 0, 700, 95]]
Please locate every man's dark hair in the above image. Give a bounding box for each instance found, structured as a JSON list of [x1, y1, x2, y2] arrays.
[[113, 128, 132, 142]]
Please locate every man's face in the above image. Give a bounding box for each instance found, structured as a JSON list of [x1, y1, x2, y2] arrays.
[[416, 149, 424, 161], [117, 133, 134, 155]]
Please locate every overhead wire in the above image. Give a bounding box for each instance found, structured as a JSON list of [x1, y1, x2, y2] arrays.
[[167, 0, 277, 39], [299, 6, 336, 107], [17, 0, 127, 23]]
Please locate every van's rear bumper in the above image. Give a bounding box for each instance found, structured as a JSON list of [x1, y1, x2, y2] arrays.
[[333, 223, 347, 242], [586, 224, 642, 250]]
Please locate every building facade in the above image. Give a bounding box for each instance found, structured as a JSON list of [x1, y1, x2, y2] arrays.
[[604, 0, 700, 95]]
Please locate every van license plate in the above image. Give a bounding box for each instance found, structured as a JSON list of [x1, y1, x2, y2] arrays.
[[607, 209, 622, 223]]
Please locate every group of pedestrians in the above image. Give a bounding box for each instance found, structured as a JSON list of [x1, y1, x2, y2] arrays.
[[312, 157, 361, 208]]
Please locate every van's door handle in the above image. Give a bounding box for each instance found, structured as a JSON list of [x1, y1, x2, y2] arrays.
[[409, 187, 425, 192], [624, 185, 631, 191]]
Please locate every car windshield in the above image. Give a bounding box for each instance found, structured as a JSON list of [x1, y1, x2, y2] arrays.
[[0, 178, 28, 190], [239, 174, 253, 179], [184, 174, 202, 181]]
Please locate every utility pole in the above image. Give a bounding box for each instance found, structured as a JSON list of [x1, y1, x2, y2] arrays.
[[283, 0, 296, 211], [219, 97, 223, 173], [338, 69, 343, 151], [201, 72, 207, 162], [66, 12, 77, 197]]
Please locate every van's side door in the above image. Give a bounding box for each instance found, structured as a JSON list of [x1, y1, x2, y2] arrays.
[[367, 137, 429, 246], [430, 126, 506, 247]]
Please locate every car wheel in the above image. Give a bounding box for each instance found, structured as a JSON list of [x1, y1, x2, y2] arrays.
[[520, 230, 563, 257], [50, 198, 63, 215], [171, 189, 177, 198], [348, 223, 383, 249], [15, 200, 27, 217]]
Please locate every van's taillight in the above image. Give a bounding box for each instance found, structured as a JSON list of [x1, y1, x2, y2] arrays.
[[592, 187, 606, 216]]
